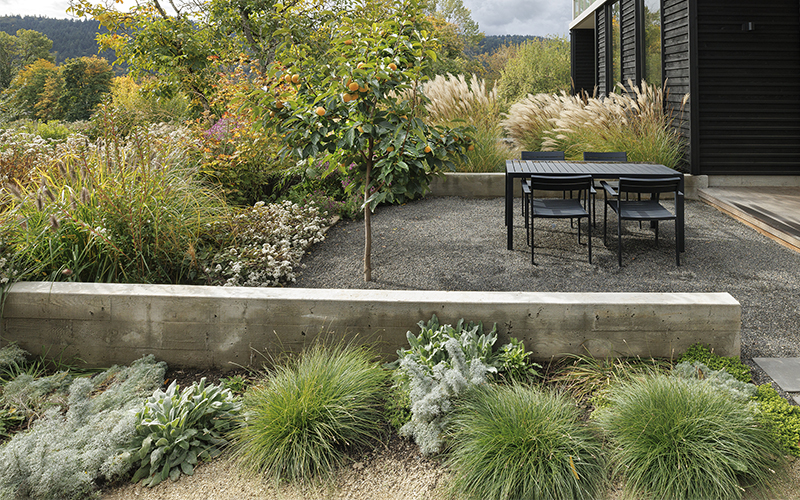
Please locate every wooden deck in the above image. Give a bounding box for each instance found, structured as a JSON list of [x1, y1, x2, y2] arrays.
[[699, 187, 800, 253]]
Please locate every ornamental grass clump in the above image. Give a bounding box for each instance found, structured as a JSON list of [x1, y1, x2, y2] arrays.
[[596, 374, 785, 500], [446, 384, 606, 500], [233, 343, 389, 483], [502, 81, 688, 170], [423, 74, 510, 172], [0, 123, 226, 284]]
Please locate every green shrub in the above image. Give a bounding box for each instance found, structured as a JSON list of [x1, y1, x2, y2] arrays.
[[128, 378, 241, 487], [677, 343, 751, 382], [0, 356, 166, 500], [754, 384, 800, 457], [233, 343, 389, 482], [496, 37, 571, 110], [596, 374, 785, 500], [446, 383, 606, 500]]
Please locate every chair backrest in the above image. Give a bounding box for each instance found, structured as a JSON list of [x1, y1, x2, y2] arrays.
[[521, 151, 566, 160], [529, 174, 592, 193], [583, 151, 627, 162], [618, 176, 681, 195]]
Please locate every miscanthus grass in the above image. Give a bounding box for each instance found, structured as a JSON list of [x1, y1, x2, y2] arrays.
[[502, 81, 688, 169], [595, 374, 785, 500], [423, 74, 510, 172], [233, 343, 389, 483], [446, 383, 607, 500]]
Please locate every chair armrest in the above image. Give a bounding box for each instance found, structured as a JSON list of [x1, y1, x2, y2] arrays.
[[678, 190, 684, 197], [600, 181, 618, 196]]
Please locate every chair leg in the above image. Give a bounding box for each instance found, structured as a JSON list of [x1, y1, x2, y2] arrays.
[[588, 216, 592, 264], [617, 215, 623, 267], [531, 214, 536, 265], [675, 221, 680, 266]]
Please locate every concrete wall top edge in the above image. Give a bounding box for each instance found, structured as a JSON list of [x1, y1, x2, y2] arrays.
[[9, 282, 739, 307]]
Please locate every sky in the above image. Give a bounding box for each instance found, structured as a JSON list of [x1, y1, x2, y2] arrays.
[[1, 0, 573, 37]]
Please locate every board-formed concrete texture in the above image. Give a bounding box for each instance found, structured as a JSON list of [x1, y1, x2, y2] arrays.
[[0, 282, 741, 371]]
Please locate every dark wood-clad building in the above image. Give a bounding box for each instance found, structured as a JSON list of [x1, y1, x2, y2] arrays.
[[569, 0, 800, 176]]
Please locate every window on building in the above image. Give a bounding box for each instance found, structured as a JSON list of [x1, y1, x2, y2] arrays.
[[611, 1, 622, 88], [573, 0, 595, 18], [644, 0, 662, 86]]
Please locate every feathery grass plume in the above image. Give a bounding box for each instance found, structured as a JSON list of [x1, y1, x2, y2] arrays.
[[423, 74, 510, 172], [447, 383, 607, 500], [596, 374, 785, 500], [0, 124, 228, 284], [502, 81, 688, 169], [233, 342, 389, 483], [500, 91, 586, 153]]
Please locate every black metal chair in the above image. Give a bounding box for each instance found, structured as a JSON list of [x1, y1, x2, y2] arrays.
[[583, 152, 628, 227], [520, 151, 566, 235], [602, 176, 682, 267], [527, 175, 593, 265]]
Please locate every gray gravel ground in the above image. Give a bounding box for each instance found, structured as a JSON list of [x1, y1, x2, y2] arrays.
[[293, 196, 800, 387]]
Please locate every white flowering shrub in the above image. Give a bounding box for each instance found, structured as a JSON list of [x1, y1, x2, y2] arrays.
[[203, 200, 331, 287], [0, 355, 166, 500]]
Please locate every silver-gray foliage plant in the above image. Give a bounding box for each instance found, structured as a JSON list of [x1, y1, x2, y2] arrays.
[[672, 360, 756, 401], [399, 336, 493, 455], [127, 378, 241, 487], [0, 355, 166, 500]]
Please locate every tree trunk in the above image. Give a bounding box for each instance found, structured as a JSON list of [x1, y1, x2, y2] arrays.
[[363, 160, 372, 282]]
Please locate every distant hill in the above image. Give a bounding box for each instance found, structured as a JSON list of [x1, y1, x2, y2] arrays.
[[0, 15, 118, 66], [478, 35, 544, 54]]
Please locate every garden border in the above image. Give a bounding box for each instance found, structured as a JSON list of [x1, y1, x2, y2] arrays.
[[1, 282, 740, 370]]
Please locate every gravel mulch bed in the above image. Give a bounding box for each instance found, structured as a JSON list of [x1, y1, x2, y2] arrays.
[[292, 196, 800, 388]]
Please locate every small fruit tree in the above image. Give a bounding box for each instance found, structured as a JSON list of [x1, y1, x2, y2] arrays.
[[259, 0, 472, 281]]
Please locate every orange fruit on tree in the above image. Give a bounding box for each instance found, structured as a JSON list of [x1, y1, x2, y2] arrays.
[[342, 93, 352, 103], [315, 106, 326, 116], [467, 144, 475, 151], [284, 74, 292, 83], [386, 145, 394, 152], [424, 145, 431, 153], [348, 81, 360, 92], [388, 63, 397, 71], [359, 85, 369, 93], [344, 39, 353, 45], [349, 93, 359, 100], [275, 100, 284, 109], [291, 74, 300, 84], [357, 62, 365, 69]]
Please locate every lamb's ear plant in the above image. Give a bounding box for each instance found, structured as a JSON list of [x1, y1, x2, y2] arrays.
[[128, 378, 241, 487]]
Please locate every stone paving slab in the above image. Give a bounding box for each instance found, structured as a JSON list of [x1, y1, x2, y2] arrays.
[[753, 358, 800, 392]]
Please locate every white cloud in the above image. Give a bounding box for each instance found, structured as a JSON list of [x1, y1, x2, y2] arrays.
[[2, 0, 573, 37], [463, 0, 572, 36]]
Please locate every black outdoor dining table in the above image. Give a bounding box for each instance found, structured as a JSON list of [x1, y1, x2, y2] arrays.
[[505, 159, 685, 253]]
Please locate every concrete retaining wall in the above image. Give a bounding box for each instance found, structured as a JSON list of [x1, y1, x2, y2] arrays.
[[1, 282, 741, 370]]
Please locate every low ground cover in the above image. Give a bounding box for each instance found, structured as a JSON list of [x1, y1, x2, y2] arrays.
[[0, 333, 795, 500]]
